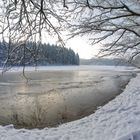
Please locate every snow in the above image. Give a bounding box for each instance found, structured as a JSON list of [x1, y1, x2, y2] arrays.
[[0, 70, 140, 139]]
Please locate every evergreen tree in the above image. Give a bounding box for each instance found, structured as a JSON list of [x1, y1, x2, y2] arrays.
[[0, 41, 80, 67]]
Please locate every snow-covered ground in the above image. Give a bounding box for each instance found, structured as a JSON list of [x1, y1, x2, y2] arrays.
[[0, 72, 140, 139]]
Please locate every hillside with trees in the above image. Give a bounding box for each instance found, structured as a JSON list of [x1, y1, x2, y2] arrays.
[[0, 42, 79, 67], [80, 58, 132, 66]]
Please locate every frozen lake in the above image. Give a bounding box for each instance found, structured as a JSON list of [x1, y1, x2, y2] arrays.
[[0, 65, 138, 128]]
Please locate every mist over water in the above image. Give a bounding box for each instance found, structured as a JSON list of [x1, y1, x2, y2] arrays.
[[0, 66, 137, 128]]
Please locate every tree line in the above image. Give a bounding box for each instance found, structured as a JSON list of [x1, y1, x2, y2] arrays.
[[0, 41, 79, 67], [80, 58, 132, 66]]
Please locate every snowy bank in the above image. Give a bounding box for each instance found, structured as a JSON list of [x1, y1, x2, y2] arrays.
[[1, 74, 140, 140]]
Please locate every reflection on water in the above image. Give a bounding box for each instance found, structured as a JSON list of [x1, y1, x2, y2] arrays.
[[0, 68, 136, 128]]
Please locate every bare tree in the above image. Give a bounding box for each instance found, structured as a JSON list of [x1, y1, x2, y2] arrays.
[[64, 0, 140, 63], [0, 0, 140, 70], [0, 0, 65, 72]]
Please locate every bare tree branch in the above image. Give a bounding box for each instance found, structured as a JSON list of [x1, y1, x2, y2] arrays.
[[65, 0, 140, 63]]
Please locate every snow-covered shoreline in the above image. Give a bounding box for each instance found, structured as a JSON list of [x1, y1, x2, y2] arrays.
[[0, 73, 140, 140]]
